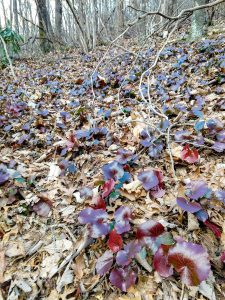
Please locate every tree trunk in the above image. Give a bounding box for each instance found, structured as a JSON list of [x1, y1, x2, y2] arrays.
[[35, 0, 54, 53], [13, 0, 19, 33], [65, 0, 89, 53], [55, 0, 63, 39], [115, 0, 124, 35], [191, 0, 208, 40]]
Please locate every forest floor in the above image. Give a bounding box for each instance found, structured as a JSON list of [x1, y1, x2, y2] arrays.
[[0, 32, 225, 300]]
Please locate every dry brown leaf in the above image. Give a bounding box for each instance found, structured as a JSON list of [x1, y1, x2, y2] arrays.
[[0, 250, 6, 283]]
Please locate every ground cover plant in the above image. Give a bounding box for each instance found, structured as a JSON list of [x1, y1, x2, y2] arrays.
[[0, 16, 225, 300]]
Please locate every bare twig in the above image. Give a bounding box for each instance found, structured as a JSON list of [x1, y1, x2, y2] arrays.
[[0, 35, 16, 80], [127, 0, 225, 24]]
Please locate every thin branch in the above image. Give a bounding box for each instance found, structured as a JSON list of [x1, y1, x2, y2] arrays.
[[127, 0, 225, 25], [18, 12, 43, 31], [0, 35, 16, 80]]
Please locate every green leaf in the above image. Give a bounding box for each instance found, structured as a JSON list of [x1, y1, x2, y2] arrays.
[[109, 190, 120, 200]]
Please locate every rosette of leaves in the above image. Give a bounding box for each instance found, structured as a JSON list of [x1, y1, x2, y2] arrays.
[[140, 129, 164, 158], [176, 180, 222, 238]]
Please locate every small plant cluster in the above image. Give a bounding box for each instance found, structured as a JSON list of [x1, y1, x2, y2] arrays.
[[177, 179, 224, 238], [0, 24, 23, 68], [78, 151, 212, 292]]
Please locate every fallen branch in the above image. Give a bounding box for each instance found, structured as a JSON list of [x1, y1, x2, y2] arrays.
[[49, 230, 93, 279]]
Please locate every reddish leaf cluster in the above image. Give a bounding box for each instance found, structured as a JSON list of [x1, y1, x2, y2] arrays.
[[180, 144, 199, 164]]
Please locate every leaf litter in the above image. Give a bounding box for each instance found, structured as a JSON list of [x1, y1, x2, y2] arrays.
[[0, 33, 225, 299]]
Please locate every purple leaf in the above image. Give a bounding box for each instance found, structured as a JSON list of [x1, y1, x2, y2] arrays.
[[138, 170, 159, 191], [206, 119, 223, 130], [150, 186, 165, 198], [37, 109, 49, 116], [215, 190, 225, 204], [92, 126, 108, 137], [216, 130, 225, 142], [116, 241, 141, 266], [116, 149, 135, 164], [102, 161, 124, 181], [153, 245, 173, 277], [0, 164, 10, 185], [194, 209, 209, 222], [176, 197, 202, 213], [78, 207, 106, 224], [114, 206, 132, 234], [32, 199, 52, 217], [148, 142, 164, 158], [116, 250, 130, 266], [78, 208, 109, 238], [140, 129, 152, 147], [124, 240, 142, 257], [80, 186, 93, 199], [109, 267, 137, 292], [174, 130, 192, 141], [185, 180, 210, 200], [96, 250, 113, 276], [75, 129, 91, 140], [91, 222, 110, 238], [212, 142, 225, 152], [168, 241, 211, 286]]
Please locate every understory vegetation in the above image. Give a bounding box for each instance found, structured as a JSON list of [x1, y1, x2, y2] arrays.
[[0, 0, 225, 299]]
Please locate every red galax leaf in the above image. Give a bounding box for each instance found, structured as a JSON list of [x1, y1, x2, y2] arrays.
[[107, 230, 123, 253], [204, 220, 222, 238], [221, 251, 225, 263], [153, 245, 173, 278], [90, 196, 106, 210], [109, 267, 137, 292], [168, 240, 211, 286], [102, 178, 115, 198], [180, 144, 199, 164]]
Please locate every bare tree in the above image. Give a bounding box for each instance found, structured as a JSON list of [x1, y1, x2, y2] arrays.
[[55, 0, 63, 40], [191, 0, 208, 39], [13, 0, 19, 33], [35, 0, 54, 52]]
